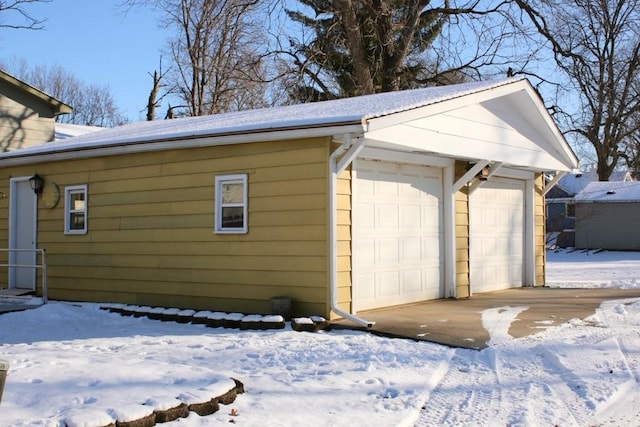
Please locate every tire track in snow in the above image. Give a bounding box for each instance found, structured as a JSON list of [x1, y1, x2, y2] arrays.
[[413, 349, 502, 426], [534, 316, 640, 425], [415, 298, 640, 426], [590, 300, 640, 425], [414, 305, 582, 426], [414, 306, 525, 426]]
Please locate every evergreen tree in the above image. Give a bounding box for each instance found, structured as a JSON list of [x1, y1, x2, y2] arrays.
[[285, 0, 459, 100]]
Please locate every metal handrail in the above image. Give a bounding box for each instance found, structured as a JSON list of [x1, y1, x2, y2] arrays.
[[0, 248, 47, 304]]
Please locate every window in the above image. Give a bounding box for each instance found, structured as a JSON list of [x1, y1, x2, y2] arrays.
[[65, 185, 88, 234], [215, 174, 248, 233]]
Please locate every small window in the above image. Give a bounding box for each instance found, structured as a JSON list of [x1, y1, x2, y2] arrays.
[[566, 202, 576, 218], [215, 174, 248, 234], [65, 185, 88, 234]]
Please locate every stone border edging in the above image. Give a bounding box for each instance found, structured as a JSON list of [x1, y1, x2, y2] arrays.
[[64, 378, 244, 427]]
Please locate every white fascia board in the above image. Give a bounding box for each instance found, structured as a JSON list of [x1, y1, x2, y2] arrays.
[[0, 124, 365, 168]]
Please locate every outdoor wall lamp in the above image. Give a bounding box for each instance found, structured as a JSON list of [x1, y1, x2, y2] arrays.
[[29, 174, 44, 195], [477, 166, 490, 181]]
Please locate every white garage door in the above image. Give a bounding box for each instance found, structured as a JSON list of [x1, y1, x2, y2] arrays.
[[469, 177, 525, 293], [353, 160, 443, 311]]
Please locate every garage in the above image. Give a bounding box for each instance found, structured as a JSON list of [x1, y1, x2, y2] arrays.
[[352, 159, 443, 311], [469, 177, 525, 293]]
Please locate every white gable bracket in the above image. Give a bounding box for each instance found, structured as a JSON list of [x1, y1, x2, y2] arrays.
[[542, 171, 567, 196], [337, 136, 366, 173], [487, 162, 503, 178], [453, 160, 490, 193], [468, 162, 504, 194]]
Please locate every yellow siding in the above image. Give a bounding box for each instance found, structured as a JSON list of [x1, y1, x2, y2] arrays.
[[0, 138, 332, 317], [534, 173, 546, 286], [454, 161, 471, 298], [333, 167, 352, 319]]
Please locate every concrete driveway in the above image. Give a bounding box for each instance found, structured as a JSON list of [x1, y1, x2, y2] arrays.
[[333, 287, 640, 349]]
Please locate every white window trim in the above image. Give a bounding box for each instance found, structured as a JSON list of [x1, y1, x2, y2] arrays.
[[64, 185, 88, 235], [215, 174, 248, 234]]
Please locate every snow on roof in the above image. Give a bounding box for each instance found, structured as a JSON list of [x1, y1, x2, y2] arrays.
[[55, 123, 104, 140], [557, 168, 634, 195], [574, 181, 640, 202], [557, 170, 596, 195], [0, 78, 524, 159]]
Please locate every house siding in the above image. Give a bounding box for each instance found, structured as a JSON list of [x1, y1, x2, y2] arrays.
[[0, 137, 332, 316], [535, 173, 546, 285], [0, 80, 56, 151], [454, 161, 471, 298], [575, 202, 640, 250], [335, 167, 352, 318]]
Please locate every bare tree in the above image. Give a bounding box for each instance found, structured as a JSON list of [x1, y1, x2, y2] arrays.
[[0, 0, 50, 30], [2, 62, 128, 127], [514, 0, 640, 181], [122, 0, 269, 116], [145, 58, 172, 121]]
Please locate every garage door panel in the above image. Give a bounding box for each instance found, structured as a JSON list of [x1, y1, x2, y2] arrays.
[[402, 269, 422, 293], [422, 237, 441, 263], [379, 271, 400, 297], [401, 204, 422, 229], [378, 238, 400, 263], [378, 204, 399, 229], [470, 178, 524, 293], [355, 238, 375, 264], [359, 273, 376, 299], [354, 159, 443, 311], [422, 268, 442, 299], [357, 202, 375, 228], [402, 237, 422, 261]]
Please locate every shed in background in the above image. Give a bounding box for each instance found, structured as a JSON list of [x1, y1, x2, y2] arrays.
[[574, 181, 640, 250]]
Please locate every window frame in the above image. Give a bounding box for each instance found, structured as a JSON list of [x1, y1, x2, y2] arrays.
[[214, 174, 248, 234], [64, 185, 88, 235]]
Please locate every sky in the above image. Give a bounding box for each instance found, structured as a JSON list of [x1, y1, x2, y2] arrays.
[[0, 0, 167, 122], [0, 249, 639, 426]]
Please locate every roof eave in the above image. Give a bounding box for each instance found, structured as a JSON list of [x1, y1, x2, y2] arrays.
[[0, 122, 365, 167], [0, 69, 73, 115]]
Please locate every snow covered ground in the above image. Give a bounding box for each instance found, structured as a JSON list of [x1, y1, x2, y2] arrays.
[[1, 249, 639, 426]]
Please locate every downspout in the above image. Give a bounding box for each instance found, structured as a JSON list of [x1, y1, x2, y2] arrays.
[[329, 133, 374, 327]]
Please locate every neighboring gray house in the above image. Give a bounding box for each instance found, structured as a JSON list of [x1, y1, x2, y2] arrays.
[[546, 168, 634, 232], [0, 69, 72, 151], [574, 181, 640, 250]]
